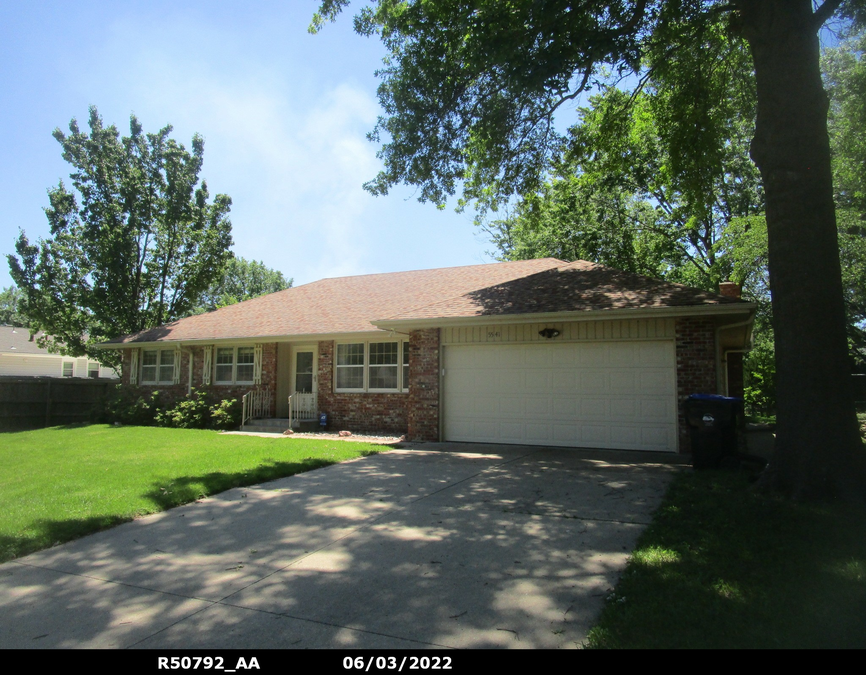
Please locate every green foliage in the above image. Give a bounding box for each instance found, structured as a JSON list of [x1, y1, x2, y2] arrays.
[[7, 107, 233, 368], [586, 470, 866, 648], [192, 257, 292, 314], [209, 397, 242, 431], [0, 286, 25, 326], [485, 66, 763, 293], [104, 385, 163, 426], [154, 389, 211, 429], [826, 28, 866, 367], [106, 385, 242, 430], [0, 424, 381, 562]]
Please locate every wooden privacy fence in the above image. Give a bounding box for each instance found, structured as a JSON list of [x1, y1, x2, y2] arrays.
[[0, 377, 114, 431]]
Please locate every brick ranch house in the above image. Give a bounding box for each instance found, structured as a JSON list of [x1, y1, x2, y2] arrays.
[[100, 258, 754, 454]]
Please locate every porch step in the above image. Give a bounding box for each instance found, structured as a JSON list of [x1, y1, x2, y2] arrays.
[[242, 418, 290, 434]]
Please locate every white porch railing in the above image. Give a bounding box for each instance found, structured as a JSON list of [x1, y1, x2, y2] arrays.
[[241, 387, 271, 428], [289, 392, 318, 428]]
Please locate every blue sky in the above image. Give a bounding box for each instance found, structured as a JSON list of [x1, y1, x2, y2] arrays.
[[0, 1, 502, 291]]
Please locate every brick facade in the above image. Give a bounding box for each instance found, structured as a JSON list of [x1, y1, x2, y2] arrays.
[[675, 317, 719, 452], [316, 340, 409, 435], [407, 328, 440, 441], [119, 319, 719, 453], [120, 343, 278, 416]]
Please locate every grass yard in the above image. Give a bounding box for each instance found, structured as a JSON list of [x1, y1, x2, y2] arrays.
[[0, 424, 383, 563], [586, 469, 866, 649]]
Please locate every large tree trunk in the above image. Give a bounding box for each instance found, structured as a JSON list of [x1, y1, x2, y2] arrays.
[[735, 0, 866, 502]]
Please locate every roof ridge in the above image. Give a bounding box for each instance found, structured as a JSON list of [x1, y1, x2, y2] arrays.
[[307, 257, 568, 284]]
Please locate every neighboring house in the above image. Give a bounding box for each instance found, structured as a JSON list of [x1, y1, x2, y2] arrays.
[[0, 326, 119, 379], [100, 258, 754, 453]]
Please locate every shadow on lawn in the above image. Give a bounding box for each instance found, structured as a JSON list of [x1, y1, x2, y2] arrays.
[[142, 457, 338, 510], [587, 470, 866, 649], [0, 457, 345, 564]]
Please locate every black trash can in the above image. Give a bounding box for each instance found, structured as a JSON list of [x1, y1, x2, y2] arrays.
[[684, 394, 744, 469]]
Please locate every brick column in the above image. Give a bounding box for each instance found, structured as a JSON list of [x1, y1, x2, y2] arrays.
[[676, 317, 717, 453], [407, 328, 440, 441]]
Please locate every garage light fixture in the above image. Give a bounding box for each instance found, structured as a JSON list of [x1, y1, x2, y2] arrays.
[[538, 328, 560, 339]]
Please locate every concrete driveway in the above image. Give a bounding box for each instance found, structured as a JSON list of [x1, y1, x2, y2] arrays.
[[0, 443, 682, 649]]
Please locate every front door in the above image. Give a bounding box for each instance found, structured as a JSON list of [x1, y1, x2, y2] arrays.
[[293, 347, 317, 394]]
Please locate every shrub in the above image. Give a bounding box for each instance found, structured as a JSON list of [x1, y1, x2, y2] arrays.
[[210, 397, 241, 430], [155, 389, 211, 429], [105, 385, 163, 426]]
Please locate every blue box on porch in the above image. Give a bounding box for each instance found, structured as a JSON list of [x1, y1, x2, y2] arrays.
[[319, 412, 328, 428]]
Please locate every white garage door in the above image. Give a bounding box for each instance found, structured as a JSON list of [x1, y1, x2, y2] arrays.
[[443, 341, 677, 452]]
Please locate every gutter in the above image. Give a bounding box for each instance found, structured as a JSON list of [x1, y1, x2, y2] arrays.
[[374, 302, 758, 332]]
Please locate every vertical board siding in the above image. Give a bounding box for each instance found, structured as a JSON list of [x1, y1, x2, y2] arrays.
[[442, 318, 675, 345]]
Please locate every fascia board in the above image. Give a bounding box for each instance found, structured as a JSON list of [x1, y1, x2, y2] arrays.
[[372, 303, 757, 331]]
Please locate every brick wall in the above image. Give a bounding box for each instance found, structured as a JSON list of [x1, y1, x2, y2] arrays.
[[407, 328, 440, 441], [675, 317, 718, 453], [316, 340, 409, 435], [119, 343, 278, 416]]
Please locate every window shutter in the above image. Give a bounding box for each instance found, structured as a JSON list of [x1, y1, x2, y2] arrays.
[[254, 344, 263, 384], [173, 347, 182, 384], [202, 346, 213, 385], [129, 349, 139, 385]]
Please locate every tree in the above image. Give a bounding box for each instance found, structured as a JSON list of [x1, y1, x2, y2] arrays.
[[8, 107, 233, 368], [192, 257, 293, 314], [825, 27, 866, 364], [314, 0, 866, 502], [485, 79, 763, 290], [0, 286, 25, 327]]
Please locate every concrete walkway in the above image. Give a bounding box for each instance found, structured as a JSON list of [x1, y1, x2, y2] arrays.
[[0, 443, 683, 649]]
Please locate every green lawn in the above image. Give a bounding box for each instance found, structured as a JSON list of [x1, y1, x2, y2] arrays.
[[586, 469, 866, 649], [0, 424, 383, 563]]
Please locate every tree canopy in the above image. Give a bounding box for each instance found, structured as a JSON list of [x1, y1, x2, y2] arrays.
[[192, 257, 293, 314], [315, 0, 866, 502], [0, 286, 25, 327], [8, 107, 233, 367]]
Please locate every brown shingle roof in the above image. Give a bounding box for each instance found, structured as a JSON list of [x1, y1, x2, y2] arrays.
[[379, 260, 745, 322], [104, 258, 565, 344], [105, 259, 749, 345]]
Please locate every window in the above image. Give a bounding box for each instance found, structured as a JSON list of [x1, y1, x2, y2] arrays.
[[88, 362, 100, 379], [336, 343, 364, 390], [62, 362, 74, 378], [335, 341, 409, 392], [141, 349, 176, 385], [215, 346, 255, 384]]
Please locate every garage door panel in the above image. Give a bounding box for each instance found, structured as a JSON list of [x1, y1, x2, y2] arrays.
[[610, 397, 637, 420], [525, 370, 550, 392], [580, 397, 607, 419], [500, 397, 526, 416], [580, 370, 608, 393], [609, 343, 636, 366], [577, 343, 606, 366], [609, 371, 637, 392], [499, 370, 523, 390], [444, 341, 676, 452]]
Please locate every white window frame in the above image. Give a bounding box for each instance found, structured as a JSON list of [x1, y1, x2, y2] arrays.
[[140, 348, 176, 385], [214, 346, 256, 385], [62, 361, 74, 378], [87, 362, 100, 379], [334, 340, 409, 393]]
